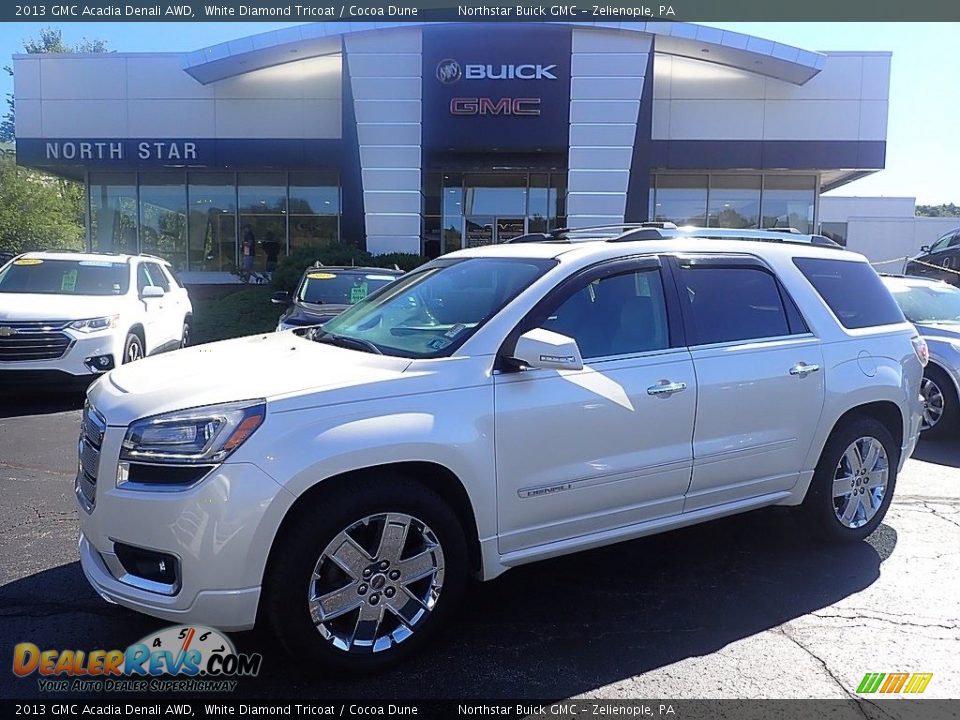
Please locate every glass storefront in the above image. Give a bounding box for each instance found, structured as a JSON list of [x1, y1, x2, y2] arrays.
[[88, 171, 340, 273], [423, 171, 566, 257], [650, 173, 817, 234]]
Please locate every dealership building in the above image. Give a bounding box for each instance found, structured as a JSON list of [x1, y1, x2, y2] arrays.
[[13, 21, 892, 282]]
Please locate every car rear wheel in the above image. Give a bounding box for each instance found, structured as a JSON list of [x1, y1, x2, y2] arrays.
[[802, 416, 898, 543], [920, 366, 958, 439], [264, 474, 467, 673], [180, 322, 191, 349], [122, 333, 144, 364]]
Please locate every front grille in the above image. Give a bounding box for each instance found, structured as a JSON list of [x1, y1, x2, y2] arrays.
[[0, 320, 71, 362], [76, 403, 106, 512]]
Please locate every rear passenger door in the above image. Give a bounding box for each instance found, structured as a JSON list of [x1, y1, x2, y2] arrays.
[[668, 254, 826, 511]]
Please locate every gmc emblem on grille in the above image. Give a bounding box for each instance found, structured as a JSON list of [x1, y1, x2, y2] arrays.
[[0, 326, 17, 337]]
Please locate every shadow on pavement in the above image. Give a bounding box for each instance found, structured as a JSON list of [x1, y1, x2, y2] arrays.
[[0, 509, 896, 699], [912, 438, 960, 469], [0, 391, 86, 419]]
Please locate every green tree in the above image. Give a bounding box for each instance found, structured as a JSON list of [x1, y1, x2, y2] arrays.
[[0, 150, 84, 253], [917, 203, 960, 218], [1, 28, 109, 141]]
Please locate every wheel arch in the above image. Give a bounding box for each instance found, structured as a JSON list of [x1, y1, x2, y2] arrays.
[[261, 461, 483, 592], [820, 400, 904, 468]]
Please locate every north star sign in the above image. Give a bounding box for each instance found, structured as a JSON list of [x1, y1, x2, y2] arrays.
[[44, 140, 198, 161]]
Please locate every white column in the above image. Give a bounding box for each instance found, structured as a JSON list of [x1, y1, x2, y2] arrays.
[[345, 28, 423, 255], [567, 29, 651, 229]]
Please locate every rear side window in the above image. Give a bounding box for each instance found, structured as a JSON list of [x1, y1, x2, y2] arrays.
[[794, 257, 905, 329], [676, 266, 794, 345]]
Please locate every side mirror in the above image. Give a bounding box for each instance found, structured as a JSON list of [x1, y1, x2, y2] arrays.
[[140, 285, 164, 299], [511, 328, 584, 371], [920, 245, 931, 253], [271, 291, 292, 306]]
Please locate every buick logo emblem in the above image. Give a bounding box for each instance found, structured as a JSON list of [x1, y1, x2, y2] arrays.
[[436, 59, 461, 85], [0, 326, 17, 337]]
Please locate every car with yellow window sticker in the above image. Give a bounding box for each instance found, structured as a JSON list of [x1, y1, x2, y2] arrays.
[[271, 264, 403, 331]]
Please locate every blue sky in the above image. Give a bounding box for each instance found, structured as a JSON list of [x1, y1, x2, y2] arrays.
[[1, 21, 956, 204]]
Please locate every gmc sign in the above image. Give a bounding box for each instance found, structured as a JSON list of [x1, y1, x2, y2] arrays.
[[450, 97, 542, 116]]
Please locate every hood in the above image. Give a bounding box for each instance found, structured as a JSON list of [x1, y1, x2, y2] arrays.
[[90, 332, 412, 425], [0, 293, 122, 322], [915, 321, 960, 343]]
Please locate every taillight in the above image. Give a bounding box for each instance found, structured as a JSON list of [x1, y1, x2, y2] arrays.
[[911, 335, 929, 367]]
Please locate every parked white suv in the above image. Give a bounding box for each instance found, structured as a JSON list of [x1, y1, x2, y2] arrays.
[[77, 227, 925, 672], [0, 252, 192, 386]]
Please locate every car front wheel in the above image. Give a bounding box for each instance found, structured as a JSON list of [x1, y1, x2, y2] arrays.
[[802, 416, 898, 543], [264, 474, 467, 672], [919, 366, 958, 439], [122, 332, 144, 364]]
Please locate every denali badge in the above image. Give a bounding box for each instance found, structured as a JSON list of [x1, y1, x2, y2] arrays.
[[436, 59, 462, 84]]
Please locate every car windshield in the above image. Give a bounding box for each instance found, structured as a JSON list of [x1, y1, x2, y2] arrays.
[[0, 258, 130, 296], [888, 282, 960, 323], [317, 257, 556, 358], [297, 270, 399, 305]]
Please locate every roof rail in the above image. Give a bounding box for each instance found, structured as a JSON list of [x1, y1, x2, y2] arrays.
[[503, 222, 678, 244]]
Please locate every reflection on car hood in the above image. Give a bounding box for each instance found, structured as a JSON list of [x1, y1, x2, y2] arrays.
[[88, 332, 412, 425], [0, 293, 122, 322]]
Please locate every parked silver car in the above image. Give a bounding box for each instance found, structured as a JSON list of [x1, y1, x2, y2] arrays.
[[883, 274, 960, 437]]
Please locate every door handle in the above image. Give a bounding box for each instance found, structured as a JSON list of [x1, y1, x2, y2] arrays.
[[789, 362, 821, 378], [647, 381, 687, 397]]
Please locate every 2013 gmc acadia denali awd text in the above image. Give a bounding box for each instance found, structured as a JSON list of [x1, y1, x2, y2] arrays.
[[76, 227, 927, 672]]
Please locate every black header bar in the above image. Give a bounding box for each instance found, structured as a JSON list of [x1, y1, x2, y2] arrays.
[[4, 0, 960, 22]]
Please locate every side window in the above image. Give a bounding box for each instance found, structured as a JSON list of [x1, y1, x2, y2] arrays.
[[146, 263, 171, 292], [540, 268, 669, 360], [136, 264, 151, 294], [929, 232, 958, 253], [677, 266, 791, 345], [794, 257, 905, 329]]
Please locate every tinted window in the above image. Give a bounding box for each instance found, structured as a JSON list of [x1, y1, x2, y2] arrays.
[[146, 263, 171, 292], [297, 271, 398, 306], [678, 266, 790, 344], [541, 269, 669, 359], [794, 257, 905, 329], [0, 259, 129, 296], [885, 281, 960, 323], [928, 232, 958, 254]]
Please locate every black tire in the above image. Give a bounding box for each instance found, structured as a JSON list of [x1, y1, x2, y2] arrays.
[[180, 321, 191, 349], [920, 365, 959, 440], [263, 473, 468, 673], [122, 332, 144, 364], [801, 415, 898, 543]]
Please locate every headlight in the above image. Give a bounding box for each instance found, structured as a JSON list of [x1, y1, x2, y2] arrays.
[[120, 400, 266, 465], [69, 315, 119, 333]]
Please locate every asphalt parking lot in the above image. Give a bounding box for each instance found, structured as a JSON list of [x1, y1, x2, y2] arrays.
[[1, 392, 958, 700]]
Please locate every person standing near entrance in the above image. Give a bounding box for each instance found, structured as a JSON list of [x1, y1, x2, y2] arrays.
[[241, 225, 256, 281], [263, 231, 281, 273]]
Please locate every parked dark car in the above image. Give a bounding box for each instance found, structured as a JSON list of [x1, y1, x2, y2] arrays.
[[904, 227, 960, 286], [883, 274, 960, 438], [272, 265, 404, 331]]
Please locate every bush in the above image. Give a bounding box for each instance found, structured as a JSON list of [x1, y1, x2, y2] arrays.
[[270, 246, 427, 293], [190, 286, 280, 344]]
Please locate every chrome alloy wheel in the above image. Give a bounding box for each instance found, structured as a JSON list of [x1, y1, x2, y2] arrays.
[[307, 512, 445, 653], [833, 436, 889, 529], [920, 377, 945, 431]]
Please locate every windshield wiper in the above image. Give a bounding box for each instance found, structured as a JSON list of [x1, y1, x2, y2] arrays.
[[313, 331, 383, 355]]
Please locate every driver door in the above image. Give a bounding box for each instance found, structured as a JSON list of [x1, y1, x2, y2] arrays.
[[494, 256, 697, 555]]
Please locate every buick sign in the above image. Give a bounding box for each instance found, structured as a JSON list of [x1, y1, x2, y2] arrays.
[[436, 59, 462, 84]]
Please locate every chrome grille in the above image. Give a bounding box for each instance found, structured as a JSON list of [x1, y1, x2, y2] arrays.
[[75, 403, 106, 512], [0, 320, 71, 362]]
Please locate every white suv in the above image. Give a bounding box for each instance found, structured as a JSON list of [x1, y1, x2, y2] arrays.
[[0, 252, 192, 386], [77, 227, 925, 672]]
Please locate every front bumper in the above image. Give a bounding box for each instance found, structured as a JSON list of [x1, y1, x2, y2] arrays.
[[77, 440, 296, 631], [0, 329, 123, 379]]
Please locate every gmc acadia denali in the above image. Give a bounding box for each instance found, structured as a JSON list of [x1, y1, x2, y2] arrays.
[[76, 226, 925, 672]]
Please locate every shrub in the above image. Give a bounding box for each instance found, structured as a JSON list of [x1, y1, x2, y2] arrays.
[[370, 252, 430, 272], [270, 245, 427, 293]]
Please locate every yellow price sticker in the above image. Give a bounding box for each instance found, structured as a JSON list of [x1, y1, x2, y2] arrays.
[[307, 272, 337, 280], [13, 258, 43, 266]]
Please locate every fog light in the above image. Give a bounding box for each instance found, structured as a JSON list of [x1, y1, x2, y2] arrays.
[[113, 542, 179, 587], [84, 355, 115, 372]]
